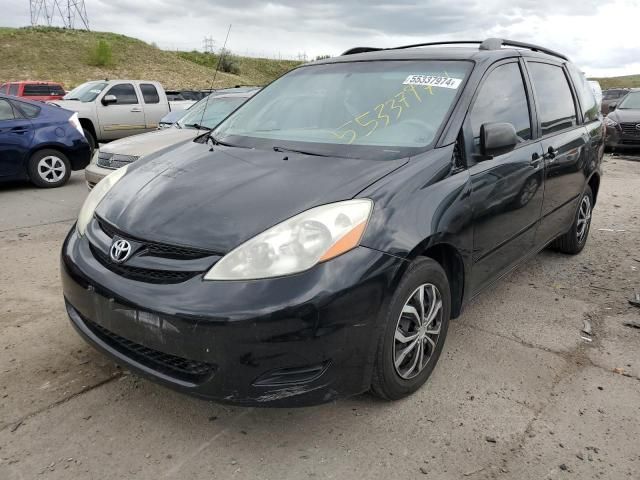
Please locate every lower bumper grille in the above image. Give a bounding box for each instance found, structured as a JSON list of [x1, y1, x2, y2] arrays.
[[78, 308, 216, 382], [96, 152, 139, 169], [620, 123, 640, 136]]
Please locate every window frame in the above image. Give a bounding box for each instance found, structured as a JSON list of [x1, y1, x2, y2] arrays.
[[522, 59, 583, 139], [461, 58, 538, 166], [104, 83, 140, 105], [0, 98, 17, 121]]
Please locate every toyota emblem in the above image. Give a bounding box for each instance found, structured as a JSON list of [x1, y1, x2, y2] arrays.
[[636, 123, 640, 131], [110, 239, 132, 263]]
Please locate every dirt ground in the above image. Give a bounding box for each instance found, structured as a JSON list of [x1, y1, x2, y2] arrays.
[[0, 154, 639, 479]]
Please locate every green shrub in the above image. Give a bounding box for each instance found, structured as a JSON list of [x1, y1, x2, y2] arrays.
[[88, 40, 113, 66], [218, 48, 240, 75]]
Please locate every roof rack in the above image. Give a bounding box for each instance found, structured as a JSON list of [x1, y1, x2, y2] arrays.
[[340, 38, 569, 61]]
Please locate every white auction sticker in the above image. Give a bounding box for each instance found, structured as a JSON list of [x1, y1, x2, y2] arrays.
[[403, 75, 462, 89]]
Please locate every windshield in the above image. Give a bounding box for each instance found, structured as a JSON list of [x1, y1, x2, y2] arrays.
[[64, 81, 108, 102], [618, 92, 640, 109], [213, 60, 472, 159], [178, 95, 249, 129]]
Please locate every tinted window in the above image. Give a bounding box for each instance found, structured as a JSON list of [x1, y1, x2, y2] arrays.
[[567, 64, 599, 123], [13, 100, 41, 118], [23, 84, 52, 96], [528, 62, 578, 136], [468, 62, 532, 150], [0, 99, 15, 120], [140, 83, 160, 104], [105, 83, 139, 104], [50, 85, 65, 96], [0, 84, 6, 93], [8, 84, 18, 96]]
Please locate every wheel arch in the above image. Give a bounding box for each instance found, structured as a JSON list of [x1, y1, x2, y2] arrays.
[[587, 172, 600, 206], [79, 118, 97, 143]]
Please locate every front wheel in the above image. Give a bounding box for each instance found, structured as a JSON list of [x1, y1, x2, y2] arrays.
[[550, 186, 593, 254], [371, 257, 451, 400]]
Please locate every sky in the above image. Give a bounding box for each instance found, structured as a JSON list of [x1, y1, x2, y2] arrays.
[[3, 0, 640, 77]]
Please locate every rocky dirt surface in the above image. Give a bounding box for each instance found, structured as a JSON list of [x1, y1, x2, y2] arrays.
[[0, 155, 638, 479]]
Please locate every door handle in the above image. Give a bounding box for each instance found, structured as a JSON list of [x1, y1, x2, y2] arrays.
[[130, 107, 142, 112], [10, 126, 28, 134], [544, 146, 557, 161]]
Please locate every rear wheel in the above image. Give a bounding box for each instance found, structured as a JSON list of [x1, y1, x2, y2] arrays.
[[371, 257, 451, 400], [27, 149, 71, 188], [550, 186, 593, 254]]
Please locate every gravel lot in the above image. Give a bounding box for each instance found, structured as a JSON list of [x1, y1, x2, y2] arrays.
[[1, 155, 639, 479]]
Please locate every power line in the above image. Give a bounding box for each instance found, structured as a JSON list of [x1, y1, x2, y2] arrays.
[[29, 0, 90, 30], [202, 36, 216, 54]]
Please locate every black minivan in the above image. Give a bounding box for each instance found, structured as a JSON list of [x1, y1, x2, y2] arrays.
[[61, 39, 603, 406]]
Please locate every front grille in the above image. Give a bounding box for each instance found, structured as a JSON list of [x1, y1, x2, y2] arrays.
[[90, 244, 200, 284], [96, 217, 213, 260], [82, 313, 216, 382], [620, 123, 640, 136], [97, 152, 139, 169]]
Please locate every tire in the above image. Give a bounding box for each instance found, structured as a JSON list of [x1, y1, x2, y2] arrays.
[[371, 257, 451, 400], [27, 149, 71, 188], [550, 186, 593, 254], [83, 128, 97, 154]]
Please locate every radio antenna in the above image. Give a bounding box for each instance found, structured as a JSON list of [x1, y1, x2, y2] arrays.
[[199, 24, 232, 131]]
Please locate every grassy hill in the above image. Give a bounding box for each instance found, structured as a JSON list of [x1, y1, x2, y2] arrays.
[[590, 74, 640, 90], [0, 27, 301, 90]]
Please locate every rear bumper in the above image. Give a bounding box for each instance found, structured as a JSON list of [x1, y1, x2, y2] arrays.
[[61, 227, 405, 406]]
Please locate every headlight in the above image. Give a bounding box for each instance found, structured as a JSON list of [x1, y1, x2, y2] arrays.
[[204, 199, 373, 280], [68, 112, 84, 136], [76, 165, 129, 236], [604, 117, 617, 127]]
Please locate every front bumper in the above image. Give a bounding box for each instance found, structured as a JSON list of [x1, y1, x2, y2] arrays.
[[605, 125, 640, 148], [84, 161, 111, 189], [61, 227, 405, 406]]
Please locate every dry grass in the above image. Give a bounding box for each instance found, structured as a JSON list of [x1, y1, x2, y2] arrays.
[[0, 27, 301, 90], [589, 74, 640, 90]]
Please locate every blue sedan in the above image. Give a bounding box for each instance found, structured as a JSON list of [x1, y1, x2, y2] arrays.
[[0, 94, 91, 188]]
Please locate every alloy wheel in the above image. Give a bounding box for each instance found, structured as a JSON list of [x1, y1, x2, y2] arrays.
[[37, 155, 66, 183], [576, 195, 592, 244], [393, 283, 443, 380]]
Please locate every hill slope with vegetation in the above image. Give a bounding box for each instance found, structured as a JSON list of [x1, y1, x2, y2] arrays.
[[590, 74, 640, 90], [0, 27, 301, 90]]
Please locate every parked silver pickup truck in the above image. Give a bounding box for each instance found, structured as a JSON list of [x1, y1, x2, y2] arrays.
[[51, 80, 193, 150]]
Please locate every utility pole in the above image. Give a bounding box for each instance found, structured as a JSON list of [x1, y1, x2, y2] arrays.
[[202, 36, 216, 54], [29, 0, 89, 30]]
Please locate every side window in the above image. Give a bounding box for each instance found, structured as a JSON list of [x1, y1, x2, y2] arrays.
[[8, 84, 19, 96], [105, 83, 139, 105], [0, 84, 6, 93], [50, 85, 65, 96], [140, 83, 160, 104], [23, 84, 51, 96], [12, 100, 40, 119], [468, 62, 532, 153], [0, 99, 16, 121], [567, 64, 599, 123], [528, 62, 578, 136]]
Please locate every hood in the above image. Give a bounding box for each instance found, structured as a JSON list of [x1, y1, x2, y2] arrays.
[[50, 99, 93, 115], [608, 108, 640, 123], [100, 128, 199, 157], [96, 141, 408, 253]]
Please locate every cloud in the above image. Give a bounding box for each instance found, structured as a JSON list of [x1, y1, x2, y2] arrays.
[[1, 0, 639, 76]]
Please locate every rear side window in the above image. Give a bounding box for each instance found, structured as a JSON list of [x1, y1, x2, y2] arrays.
[[13, 100, 41, 118], [0, 84, 6, 93], [105, 83, 139, 104], [23, 84, 52, 96], [567, 64, 599, 123], [528, 62, 578, 136], [0, 99, 16, 120], [468, 62, 532, 150], [50, 84, 65, 96], [140, 83, 160, 104], [8, 84, 19, 96]]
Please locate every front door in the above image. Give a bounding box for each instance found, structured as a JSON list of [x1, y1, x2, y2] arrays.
[[0, 98, 33, 178], [525, 61, 590, 245], [97, 83, 147, 140], [463, 61, 545, 293]]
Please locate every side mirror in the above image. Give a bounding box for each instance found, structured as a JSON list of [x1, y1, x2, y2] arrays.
[[608, 103, 617, 112], [480, 122, 518, 158], [102, 94, 117, 106]]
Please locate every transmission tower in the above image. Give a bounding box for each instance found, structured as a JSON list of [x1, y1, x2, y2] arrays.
[[30, 0, 90, 30], [202, 36, 216, 54]]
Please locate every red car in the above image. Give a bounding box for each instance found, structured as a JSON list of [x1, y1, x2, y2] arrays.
[[0, 81, 66, 101]]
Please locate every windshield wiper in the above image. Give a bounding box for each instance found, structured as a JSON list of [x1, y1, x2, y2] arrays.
[[64, 97, 80, 100], [273, 145, 357, 159], [207, 134, 244, 148], [184, 123, 211, 130]]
